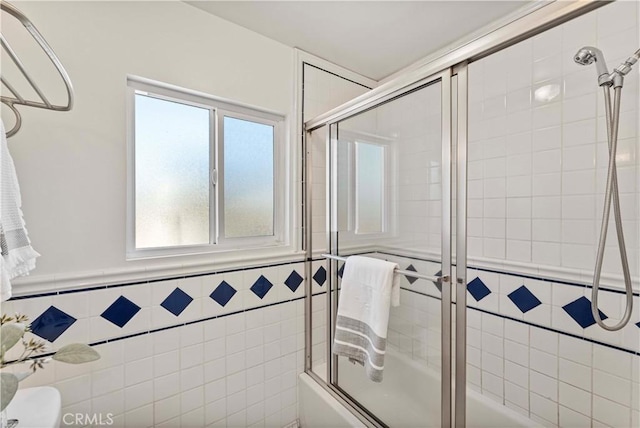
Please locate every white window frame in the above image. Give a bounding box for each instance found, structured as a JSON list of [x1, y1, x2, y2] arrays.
[[126, 76, 286, 259], [337, 130, 394, 244], [353, 140, 387, 235]]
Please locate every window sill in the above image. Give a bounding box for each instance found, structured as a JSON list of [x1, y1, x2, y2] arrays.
[[11, 247, 306, 298]]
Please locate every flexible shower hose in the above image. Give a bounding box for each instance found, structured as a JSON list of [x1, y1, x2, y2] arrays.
[[591, 86, 634, 331]]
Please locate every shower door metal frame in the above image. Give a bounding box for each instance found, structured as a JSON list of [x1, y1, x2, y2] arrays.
[[453, 61, 469, 428], [303, 2, 612, 427], [312, 68, 455, 428]]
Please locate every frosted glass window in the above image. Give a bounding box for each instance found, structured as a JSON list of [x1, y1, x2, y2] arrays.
[[355, 141, 384, 234], [134, 94, 210, 248], [223, 117, 274, 238]]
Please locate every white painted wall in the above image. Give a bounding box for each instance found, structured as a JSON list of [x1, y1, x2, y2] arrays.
[[2, 1, 295, 291]]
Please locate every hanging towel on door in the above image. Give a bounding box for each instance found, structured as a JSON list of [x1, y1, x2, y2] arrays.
[[1, 119, 40, 300], [333, 255, 400, 382]]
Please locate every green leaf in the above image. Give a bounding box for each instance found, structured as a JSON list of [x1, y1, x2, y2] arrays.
[[1, 372, 19, 411], [0, 323, 26, 356], [52, 344, 100, 364]]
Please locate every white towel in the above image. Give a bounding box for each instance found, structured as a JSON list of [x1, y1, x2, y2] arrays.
[[332, 256, 400, 382], [1, 120, 40, 300]]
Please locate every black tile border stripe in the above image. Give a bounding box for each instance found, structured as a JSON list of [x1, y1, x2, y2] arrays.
[[376, 251, 640, 297], [11, 252, 638, 358], [399, 287, 640, 357], [9, 258, 306, 301], [5, 294, 306, 364], [90, 293, 306, 347]]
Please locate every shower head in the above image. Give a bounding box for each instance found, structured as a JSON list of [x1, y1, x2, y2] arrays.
[[574, 46, 611, 86]]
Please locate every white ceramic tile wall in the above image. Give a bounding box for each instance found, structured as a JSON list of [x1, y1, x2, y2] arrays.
[[306, 3, 640, 427], [378, 251, 640, 428], [303, 62, 373, 380], [467, 1, 640, 290], [4, 262, 305, 427]]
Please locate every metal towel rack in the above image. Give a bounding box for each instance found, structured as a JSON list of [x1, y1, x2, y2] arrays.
[[322, 253, 442, 283], [1, 1, 74, 138]]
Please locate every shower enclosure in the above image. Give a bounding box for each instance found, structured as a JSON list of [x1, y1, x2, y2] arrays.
[[303, 1, 640, 427]]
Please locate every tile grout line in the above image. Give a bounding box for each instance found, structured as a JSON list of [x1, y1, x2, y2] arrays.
[[400, 286, 640, 357]]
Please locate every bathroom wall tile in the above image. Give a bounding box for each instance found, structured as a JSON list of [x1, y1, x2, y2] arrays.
[[593, 369, 632, 407], [91, 365, 124, 397], [563, 92, 597, 123], [532, 219, 561, 242], [506, 176, 531, 198], [504, 319, 529, 344], [505, 339, 529, 370], [530, 327, 559, 355], [92, 390, 125, 421], [181, 406, 205, 428], [125, 404, 153, 427], [559, 382, 591, 417], [533, 103, 561, 129], [181, 365, 204, 392], [154, 394, 181, 425], [533, 173, 561, 196], [559, 358, 591, 392], [530, 370, 558, 401], [56, 375, 92, 408], [560, 405, 591, 428], [530, 392, 559, 425], [125, 357, 153, 387], [124, 380, 154, 412], [530, 348, 558, 378], [532, 26, 562, 61], [593, 395, 632, 428], [505, 360, 528, 387], [482, 370, 504, 398], [562, 220, 595, 245], [533, 126, 561, 151], [506, 42, 533, 91], [505, 381, 529, 410], [563, 118, 596, 147], [482, 351, 503, 377]]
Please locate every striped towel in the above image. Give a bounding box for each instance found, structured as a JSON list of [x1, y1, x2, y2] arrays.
[[333, 256, 400, 382], [1, 120, 40, 300]]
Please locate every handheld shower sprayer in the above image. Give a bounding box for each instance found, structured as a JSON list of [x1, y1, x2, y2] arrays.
[[572, 46, 638, 331], [575, 46, 640, 88], [574, 46, 611, 86]]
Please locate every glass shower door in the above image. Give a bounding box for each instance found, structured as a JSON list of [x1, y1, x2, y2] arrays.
[[324, 70, 454, 427]]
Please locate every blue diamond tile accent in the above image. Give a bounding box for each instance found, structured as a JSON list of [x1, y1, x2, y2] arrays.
[[313, 266, 326, 286], [433, 270, 443, 292], [284, 271, 303, 292], [30, 306, 76, 342], [636, 321, 640, 328], [508, 286, 542, 313], [467, 277, 491, 302], [338, 263, 345, 278], [563, 296, 607, 328], [251, 275, 273, 299], [405, 265, 419, 284], [101, 296, 141, 327], [161, 287, 193, 316], [210, 281, 237, 307]]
